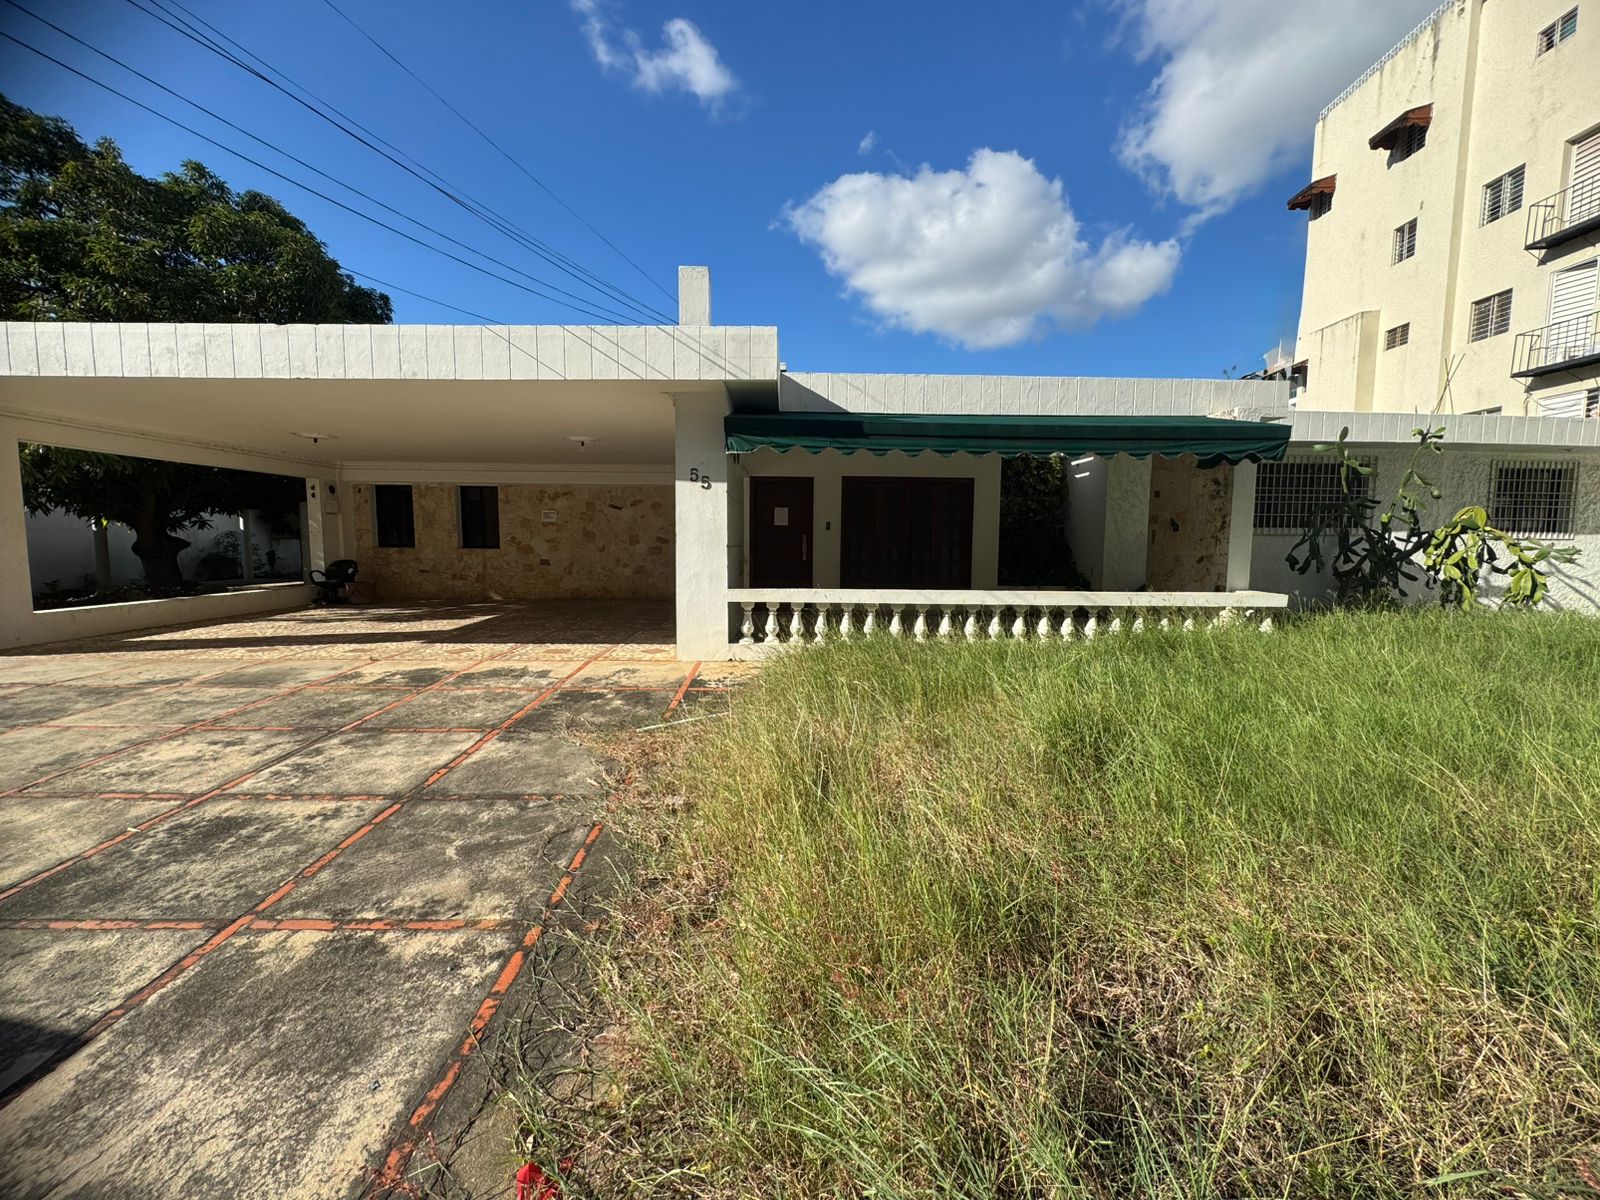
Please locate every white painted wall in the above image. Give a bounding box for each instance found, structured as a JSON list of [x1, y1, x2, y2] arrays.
[[738, 447, 1003, 590], [673, 392, 734, 659], [1251, 447, 1600, 609]]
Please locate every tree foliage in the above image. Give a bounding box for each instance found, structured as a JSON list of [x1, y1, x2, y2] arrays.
[[0, 94, 391, 322], [2, 95, 391, 590], [998, 456, 1087, 588], [1287, 426, 1578, 609]]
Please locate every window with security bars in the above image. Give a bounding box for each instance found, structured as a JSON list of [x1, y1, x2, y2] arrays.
[[1538, 7, 1579, 53], [1391, 123, 1427, 163], [1481, 165, 1526, 225], [1384, 322, 1410, 349], [1489, 461, 1578, 536], [1308, 191, 1333, 219], [1469, 289, 1513, 341], [1254, 459, 1372, 532], [1393, 218, 1417, 263]]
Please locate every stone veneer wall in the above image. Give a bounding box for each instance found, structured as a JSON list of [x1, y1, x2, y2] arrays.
[[1145, 456, 1234, 591], [351, 483, 672, 601]]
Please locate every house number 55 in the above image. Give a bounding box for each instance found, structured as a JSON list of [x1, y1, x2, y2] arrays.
[[688, 467, 713, 489]]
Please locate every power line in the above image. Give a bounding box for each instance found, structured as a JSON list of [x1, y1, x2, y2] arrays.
[[318, 0, 677, 306], [2, 0, 653, 327], [119, 0, 677, 324], [0, 29, 647, 326]]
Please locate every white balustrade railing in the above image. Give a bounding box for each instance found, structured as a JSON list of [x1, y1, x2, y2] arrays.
[[727, 589, 1289, 650]]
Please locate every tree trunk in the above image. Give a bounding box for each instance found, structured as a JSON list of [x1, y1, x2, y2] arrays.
[[129, 496, 189, 591]]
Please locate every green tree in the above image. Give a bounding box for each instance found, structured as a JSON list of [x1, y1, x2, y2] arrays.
[[1, 94, 391, 588]]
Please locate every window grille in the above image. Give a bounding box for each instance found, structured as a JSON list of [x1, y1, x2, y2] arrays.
[[1254, 458, 1372, 532], [1538, 7, 1578, 53], [1309, 190, 1333, 219], [1489, 461, 1577, 536], [1480, 165, 1526, 224], [1392, 123, 1427, 162], [1469, 289, 1513, 341], [1393, 217, 1418, 263], [1384, 322, 1411, 349]]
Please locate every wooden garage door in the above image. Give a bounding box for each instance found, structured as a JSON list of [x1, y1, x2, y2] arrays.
[[841, 477, 973, 588]]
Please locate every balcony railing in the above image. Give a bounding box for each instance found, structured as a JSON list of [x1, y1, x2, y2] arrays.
[[1510, 311, 1600, 379], [1525, 178, 1600, 250], [726, 589, 1289, 653]]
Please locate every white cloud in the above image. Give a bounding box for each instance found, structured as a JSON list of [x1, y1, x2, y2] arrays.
[[857, 130, 877, 155], [785, 149, 1180, 350], [569, 1, 737, 110], [1116, 0, 1444, 218]]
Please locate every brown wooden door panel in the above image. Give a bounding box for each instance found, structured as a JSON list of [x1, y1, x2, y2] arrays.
[[841, 477, 973, 588], [748, 477, 814, 587]]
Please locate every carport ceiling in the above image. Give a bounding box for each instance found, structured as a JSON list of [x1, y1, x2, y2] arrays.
[[2, 378, 686, 466]]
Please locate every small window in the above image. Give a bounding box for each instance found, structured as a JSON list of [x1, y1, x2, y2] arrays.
[[1480, 165, 1526, 224], [1538, 7, 1578, 53], [1393, 217, 1418, 263], [1384, 322, 1411, 349], [1391, 123, 1427, 163], [373, 485, 415, 548], [1308, 190, 1333, 219], [1489, 461, 1577, 536], [1254, 459, 1372, 532], [458, 485, 500, 549], [1469, 289, 1514, 341]]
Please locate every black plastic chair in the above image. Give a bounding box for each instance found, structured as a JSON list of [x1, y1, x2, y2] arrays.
[[309, 559, 359, 605]]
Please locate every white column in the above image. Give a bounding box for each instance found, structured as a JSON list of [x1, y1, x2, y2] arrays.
[[1100, 455, 1152, 591], [240, 510, 256, 581], [1226, 460, 1257, 593], [673, 391, 732, 660], [0, 424, 37, 649], [303, 479, 329, 576]]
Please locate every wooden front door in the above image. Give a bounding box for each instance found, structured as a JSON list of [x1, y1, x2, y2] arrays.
[[748, 477, 814, 587], [841, 477, 974, 588]]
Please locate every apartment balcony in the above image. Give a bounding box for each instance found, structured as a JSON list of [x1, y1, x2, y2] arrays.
[[1510, 312, 1600, 379], [1525, 179, 1600, 250]]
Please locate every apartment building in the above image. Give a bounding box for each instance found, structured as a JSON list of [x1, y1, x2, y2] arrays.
[[1287, 0, 1600, 418]]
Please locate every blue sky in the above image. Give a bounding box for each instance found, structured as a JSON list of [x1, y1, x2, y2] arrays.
[[0, 0, 1442, 377]]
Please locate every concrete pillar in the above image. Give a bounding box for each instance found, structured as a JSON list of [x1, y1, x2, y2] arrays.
[[673, 391, 732, 659], [678, 266, 711, 325], [1100, 455, 1152, 590], [240, 511, 256, 581], [92, 522, 112, 590], [1226, 461, 1258, 592], [0, 427, 35, 648], [303, 480, 328, 576]]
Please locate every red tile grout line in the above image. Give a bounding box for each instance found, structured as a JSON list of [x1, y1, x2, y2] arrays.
[[664, 661, 703, 713], [368, 820, 607, 1199], [0, 643, 621, 1111], [0, 643, 538, 904]]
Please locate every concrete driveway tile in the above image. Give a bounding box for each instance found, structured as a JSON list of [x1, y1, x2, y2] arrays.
[[209, 689, 401, 730], [517, 690, 671, 732], [426, 731, 615, 796], [440, 661, 565, 689], [362, 688, 536, 731], [0, 659, 116, 685], [0, 927, 520, 1200], [0, 798, 177, 886], [273, 799, 595, 920], [0, 928, 211, 1094], [0, 686, 135, 727], [565, 661, 694, 689], [316, 661, 462, 688], [26, 730, 309, 796], [0, 799, 384, 920], [0, 727, 157, 792], [199, 660, 368, 688], [52, 686, 283, 729], [236, 730, 481, 796]]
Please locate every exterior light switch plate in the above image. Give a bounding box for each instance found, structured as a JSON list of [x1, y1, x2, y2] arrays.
[[542, 510, 558, 523]]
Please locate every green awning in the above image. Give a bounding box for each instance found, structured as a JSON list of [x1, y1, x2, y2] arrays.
[[725, 412, 1290, 467]]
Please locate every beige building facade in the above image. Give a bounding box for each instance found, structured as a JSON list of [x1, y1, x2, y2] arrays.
[[1289, 0, 1600, 416]]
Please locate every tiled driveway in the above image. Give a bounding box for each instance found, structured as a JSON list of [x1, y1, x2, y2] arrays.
[[0, 601, 742, 1198]]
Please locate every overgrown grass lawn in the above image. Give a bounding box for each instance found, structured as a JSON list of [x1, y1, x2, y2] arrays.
[[542, 612, 1600, 1198]]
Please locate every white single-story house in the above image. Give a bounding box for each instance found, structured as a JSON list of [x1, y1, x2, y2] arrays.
[[3, 268, 1597, 657]]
